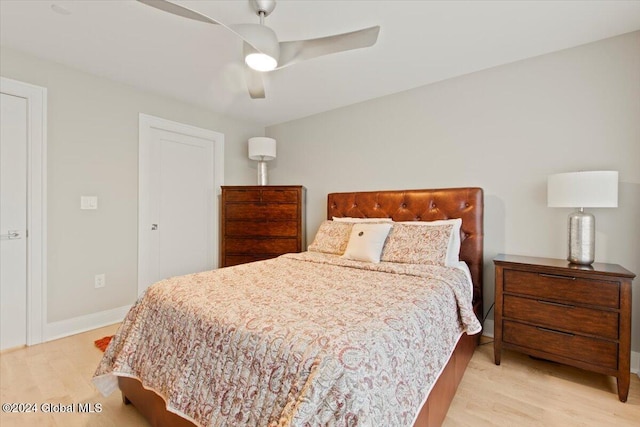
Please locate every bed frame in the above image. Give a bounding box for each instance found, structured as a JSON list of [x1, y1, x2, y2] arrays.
[[119, 187, 484, 427]]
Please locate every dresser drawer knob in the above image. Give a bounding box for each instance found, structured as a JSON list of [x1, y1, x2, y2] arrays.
[[539, 273, 576, 280], [537, 300, 575, 309], [536, 326, 575, 337]]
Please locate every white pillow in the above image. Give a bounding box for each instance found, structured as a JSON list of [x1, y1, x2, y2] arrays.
[[342, 223, 393, 263], [380, 218, 462, 266], [332, 217, 393, 223]]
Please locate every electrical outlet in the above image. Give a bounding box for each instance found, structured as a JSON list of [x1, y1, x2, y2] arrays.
[[95, 273, 106, 289]]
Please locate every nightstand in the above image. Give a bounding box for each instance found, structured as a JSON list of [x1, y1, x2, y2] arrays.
[[493, 254, 635, 402]]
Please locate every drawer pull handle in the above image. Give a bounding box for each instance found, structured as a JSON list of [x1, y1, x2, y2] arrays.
[[537, 300, 575, 309], [536, 326, 575, 337], [539, 273, 576, 280]]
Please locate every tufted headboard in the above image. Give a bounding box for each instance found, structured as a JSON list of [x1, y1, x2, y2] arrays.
[[327, 188, 484, 317]]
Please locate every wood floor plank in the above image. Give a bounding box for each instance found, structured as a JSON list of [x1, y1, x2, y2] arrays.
[[2, 328, 638, 426]]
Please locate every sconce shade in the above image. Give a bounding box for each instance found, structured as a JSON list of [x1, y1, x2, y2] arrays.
[[248, 137, 276, 161], [547, 171, 618, 208]]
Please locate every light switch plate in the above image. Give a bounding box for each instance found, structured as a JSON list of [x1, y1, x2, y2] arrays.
[[81, 196, 98, 210]]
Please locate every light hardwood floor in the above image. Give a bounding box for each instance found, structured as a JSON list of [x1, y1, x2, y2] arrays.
[[445, 339, 639, 426], [1, 326, 639, 426]]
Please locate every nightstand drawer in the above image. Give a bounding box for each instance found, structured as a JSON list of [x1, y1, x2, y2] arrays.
[[503, 295, 619, 340], [503, 320, 618, 370], [503, 270, 620, 308]]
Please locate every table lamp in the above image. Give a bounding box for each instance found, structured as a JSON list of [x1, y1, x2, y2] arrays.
[[547, 171, 618, 265], [248, 137, 276, 185]]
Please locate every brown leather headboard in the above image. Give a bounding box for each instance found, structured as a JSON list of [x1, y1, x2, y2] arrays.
[[327, 188, 484, 316]]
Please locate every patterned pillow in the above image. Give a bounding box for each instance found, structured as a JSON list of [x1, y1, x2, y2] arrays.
[[342, 223, 393, 263], [308, 220, 353, 255], [380, 219, 461, 266]]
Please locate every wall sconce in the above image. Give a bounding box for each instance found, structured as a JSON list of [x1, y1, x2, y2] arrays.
[[248, 137, 276, 185]]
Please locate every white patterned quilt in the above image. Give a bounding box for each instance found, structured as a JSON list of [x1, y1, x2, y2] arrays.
[[93, 252, 481, 426]]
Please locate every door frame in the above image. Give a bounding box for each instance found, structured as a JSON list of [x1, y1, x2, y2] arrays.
[[138, 114, 224, 296], [0, 77, 47, 345]]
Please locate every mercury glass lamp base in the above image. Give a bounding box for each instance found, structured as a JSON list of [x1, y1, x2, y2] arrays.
[[257, 160, 268, 186], [567, 208, 595, 265]]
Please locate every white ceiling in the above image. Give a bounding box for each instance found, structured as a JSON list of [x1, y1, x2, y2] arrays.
[[1, 1, 639, 126]]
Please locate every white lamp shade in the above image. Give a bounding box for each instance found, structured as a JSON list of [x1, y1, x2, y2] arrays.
[[547, 171, 618, 208], [248, 137, 276, 161]]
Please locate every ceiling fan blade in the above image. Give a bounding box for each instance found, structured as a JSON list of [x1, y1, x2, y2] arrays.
[[277, 26, 380, 69], [137, 0, 221, 25], [244, 62, 266, 99], [138, 1, 273, 61]]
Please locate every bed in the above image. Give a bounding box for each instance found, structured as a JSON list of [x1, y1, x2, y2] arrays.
[[94, 187, 484, 426]]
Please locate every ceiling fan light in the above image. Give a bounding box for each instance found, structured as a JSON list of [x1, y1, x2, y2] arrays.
[[245, 53, 277, 71]]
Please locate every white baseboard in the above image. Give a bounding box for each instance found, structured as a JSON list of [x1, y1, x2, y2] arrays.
[[481, 319, 640, 375], [632, 351, 640, 378], [44, 304, 131, 342]]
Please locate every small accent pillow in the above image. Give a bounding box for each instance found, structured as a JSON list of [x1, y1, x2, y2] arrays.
[[381, 219, 462, 266], [342, 223, 393, 263], [332, 217, 393, 223], [308, 220, 353, 255]]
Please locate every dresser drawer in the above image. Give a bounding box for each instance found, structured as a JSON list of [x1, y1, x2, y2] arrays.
[[225, 238, 299, 254], [503, 320, 618, 370], [225, 203, 298, 220], [224, 254, 278, 266], [225, 221, 298, 237], [503, 295, 619, 340], [503, 270, 620, 308], [224, 189, 299, 203]]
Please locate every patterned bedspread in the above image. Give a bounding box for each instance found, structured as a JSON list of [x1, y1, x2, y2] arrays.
[[93, 252, 481, 427]]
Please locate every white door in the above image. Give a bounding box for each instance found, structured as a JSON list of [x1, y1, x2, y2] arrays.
[[0, 92, 28, 350], [138, 115, 224, 295], [0, 77, 46, 349]]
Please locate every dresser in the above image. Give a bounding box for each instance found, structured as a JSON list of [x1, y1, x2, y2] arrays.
[[221, 186, 306, 267], [493, 254, 635, 402]]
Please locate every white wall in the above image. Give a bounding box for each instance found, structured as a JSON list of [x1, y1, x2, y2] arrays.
[[0, 47, 263, 325], [266, 32, 640, 352]]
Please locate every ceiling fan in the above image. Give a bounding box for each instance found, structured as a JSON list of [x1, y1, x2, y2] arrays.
[[137, 0, 380, 99]]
